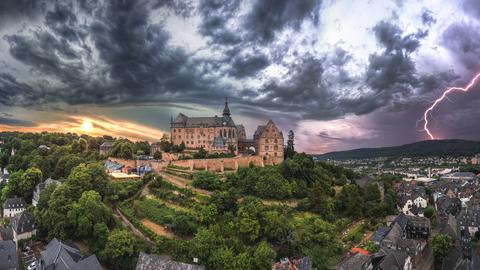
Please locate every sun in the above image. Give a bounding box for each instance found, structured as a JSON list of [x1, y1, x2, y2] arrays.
[[81, 119, 94, 132]]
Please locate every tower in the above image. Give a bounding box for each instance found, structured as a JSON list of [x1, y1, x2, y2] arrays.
[[223, 97, 231, 118]]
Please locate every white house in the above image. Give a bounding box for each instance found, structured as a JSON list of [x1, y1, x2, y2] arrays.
[[32, 178, 63, 207], [2, 198, 26, 218], [11, 211, 36, 247], [413, 196, 428, 208]]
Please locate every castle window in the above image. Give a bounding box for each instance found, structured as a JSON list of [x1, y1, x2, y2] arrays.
[[228, 130, 231, 138], [274, 139, 278, 143], [274, 152, 277, 157], [265, 146, 268, 150], [265, 139, 268, 143], [274, 145, 278, 150]]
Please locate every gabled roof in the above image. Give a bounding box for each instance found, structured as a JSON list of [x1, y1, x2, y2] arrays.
[[0, 227, 13, 241], [100, 141, 114, 147], [40, 238, 102, 270], [3, 197, 26, 209], [11, 210, 36, 234], [0, 240, 18, 269], [136, 252, 205, 270], [377, 249, 409, 270]]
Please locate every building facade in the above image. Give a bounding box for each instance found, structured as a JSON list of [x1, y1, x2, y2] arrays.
[[170, 99, 284, 163]]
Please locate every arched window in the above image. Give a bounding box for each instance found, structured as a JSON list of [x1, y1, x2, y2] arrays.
[[228, 129, 232, 138], [223, 129, 227, 137]]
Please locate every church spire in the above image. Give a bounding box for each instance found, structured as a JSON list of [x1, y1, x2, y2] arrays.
[[223, 97, 231, 117]]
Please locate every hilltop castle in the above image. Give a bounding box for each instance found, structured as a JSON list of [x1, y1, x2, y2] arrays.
[[170, 99, 284, 164]]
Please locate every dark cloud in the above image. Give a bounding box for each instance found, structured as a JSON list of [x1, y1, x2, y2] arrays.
[[421, 9, 436, 26], [462, 0, 480, 19], [0, 113, 36, 126], [228, 53, 270, 78], [244, 0, 322, 43], [0, 0, 47, 28], [198, 0, 242, 45], [3, 0, 231, 107], [442, 21, 480, 72]]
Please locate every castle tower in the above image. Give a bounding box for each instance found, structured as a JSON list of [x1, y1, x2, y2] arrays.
[[223, 97, 231, 117]]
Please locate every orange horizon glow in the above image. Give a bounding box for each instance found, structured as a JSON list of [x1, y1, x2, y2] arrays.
[[0, 115, 166, 142]]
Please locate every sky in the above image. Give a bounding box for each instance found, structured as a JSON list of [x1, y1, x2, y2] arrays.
[[1, 0, 480, 153]]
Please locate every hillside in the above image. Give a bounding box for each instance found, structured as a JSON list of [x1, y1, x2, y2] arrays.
[[315, 139, 480, 160]]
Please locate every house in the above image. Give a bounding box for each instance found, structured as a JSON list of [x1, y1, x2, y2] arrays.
[[372, 226, 390, 245], [440, 172, 477, 182], [405, 216, 430, 239], [0, 168, 9, 184], [11, 211, 36, 247], [37, 238, 102, 270], [105, 160, 124, 173], [150, 143, 162, 156], [99, 141, 114, 155], [458, 206, 480, 237], [372, 249, 412, 270], [337, 252, 372, 270], [0, 240, 18, 270], [2, 198, 26, 218], [135, 252, 205, 270], [32, 178, 63, 206], [273, 257, 312, 270]]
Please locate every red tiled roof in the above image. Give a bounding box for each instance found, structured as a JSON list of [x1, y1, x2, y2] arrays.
[[351, 247, 369, 255]]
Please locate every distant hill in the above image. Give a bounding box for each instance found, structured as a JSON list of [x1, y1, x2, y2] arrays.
[[314, 139, 480, 160]]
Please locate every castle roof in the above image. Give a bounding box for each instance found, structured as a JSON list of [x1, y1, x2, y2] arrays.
[[172, 114, 235, 128]]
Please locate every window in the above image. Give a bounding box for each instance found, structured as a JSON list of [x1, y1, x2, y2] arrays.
[[274, 139, 278, 143], [274, 152, 277, 157], [265, 146, 268, 150], [274, 145, 278, 150], [265, 139, 268, 143]]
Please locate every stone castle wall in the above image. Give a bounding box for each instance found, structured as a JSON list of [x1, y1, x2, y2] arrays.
[[107, 155, 272, 174]]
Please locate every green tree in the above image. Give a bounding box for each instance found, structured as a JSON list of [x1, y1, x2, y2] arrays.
[[430, 234, 453, 258], [424, 207, 434, 219], [67, 191, 112, 239], [192, 171, 222, 191], [90, 222, 109, 253], [102, 229, 136, 269], [153, 151, 162, 160], [284, 130, 295, 160], [66, 163, 109, 200], [210, 247, 235, 270], [253, 241, 276, 270], [20, 167, 43, 201], [335, 184, 363, 218], [364, 182, 381, 203]]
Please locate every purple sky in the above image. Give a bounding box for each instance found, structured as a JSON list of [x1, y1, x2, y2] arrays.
[[1, 0, 480, 153]]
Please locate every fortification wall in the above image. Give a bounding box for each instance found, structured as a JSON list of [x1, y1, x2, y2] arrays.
[[108, 155, 276, 175]]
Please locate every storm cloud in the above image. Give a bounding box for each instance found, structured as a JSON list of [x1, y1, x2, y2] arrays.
[[1, 0, 480, 152]]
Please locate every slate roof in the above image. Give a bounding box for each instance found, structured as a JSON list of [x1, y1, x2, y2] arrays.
[[3, 197, 26, 210], [100, 141, 113, 147], [172, 113, 236, 128], [0, 227, 13, 241], [0, 240, 18, 270], [338, 253, 370, 270], [33, 178, 63, 203], [373, 226, 390, 244], [11, 210, 36, 234], [40, 238, 102, 270], [376, 249, 409, 270], [135, 252, 205, 270]]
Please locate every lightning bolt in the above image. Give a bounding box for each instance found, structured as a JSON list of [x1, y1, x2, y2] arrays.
[[423, 72, 480, 140]]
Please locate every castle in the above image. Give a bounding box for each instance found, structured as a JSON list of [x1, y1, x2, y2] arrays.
[[170, 99, 284, 164]]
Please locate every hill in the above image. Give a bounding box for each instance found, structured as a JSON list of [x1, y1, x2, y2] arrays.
[[315, 139, 480, 160]]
